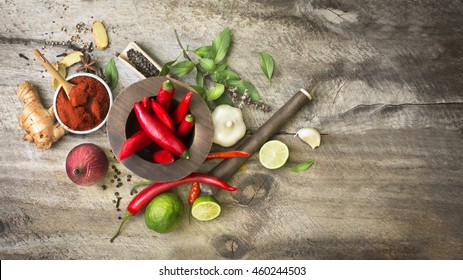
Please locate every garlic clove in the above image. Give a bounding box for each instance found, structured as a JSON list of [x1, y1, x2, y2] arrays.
[[295, 128, 321, 149]]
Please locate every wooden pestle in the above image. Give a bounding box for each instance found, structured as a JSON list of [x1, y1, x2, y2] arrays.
[[33, 49, 75, 97], [202, 88, 313, 194]]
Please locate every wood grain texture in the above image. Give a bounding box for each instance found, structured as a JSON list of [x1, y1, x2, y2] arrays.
[[1, 0, 462, 259]]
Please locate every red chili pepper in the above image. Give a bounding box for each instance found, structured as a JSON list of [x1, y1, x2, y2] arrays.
[[118, 131, 153, 161], [188, 182, 201, 205], [176, 114, 195, 138], [141, 96, 152, 113], [206, 151, 250, 160], [110, 173, 237, 242], [172, 91, 193, 126], [152, 149, 175, 164], [134, 102, 189, 159], [156, 80, 175, 110], [151, 99, 175, 132]]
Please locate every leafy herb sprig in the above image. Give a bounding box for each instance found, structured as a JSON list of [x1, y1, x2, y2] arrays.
[[161, 28, 272, 111]]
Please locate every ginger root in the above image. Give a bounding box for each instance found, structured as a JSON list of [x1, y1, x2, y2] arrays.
[[17, 81, 66, 149]]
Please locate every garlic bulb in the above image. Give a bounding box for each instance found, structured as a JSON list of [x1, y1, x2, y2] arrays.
[[211, 105, 246, 147], [295, 128, 321, 149]]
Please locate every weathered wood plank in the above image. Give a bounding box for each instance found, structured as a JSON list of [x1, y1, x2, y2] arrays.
[[1, 0, 462, 259]]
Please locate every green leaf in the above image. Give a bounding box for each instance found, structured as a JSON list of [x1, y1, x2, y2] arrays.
[[213, 69, 240, 82], [215, 63, 227, 72], [288, 159, 315, 172], [243, 81, 260, 101], [259, 51, 274, 84], [225, 80, 259, 100], [104, 58, 118, 91], [189, 85, 206, 98], [226, 79, 246, 91], [198, 58, 215, 73], [159, 60, 176, 76], [193, 46, 212, 58], [169, 61, 195, 77], [195, 67, 205, 88], [214, 93, 234, 106], [211, 27, 231, 63], [206, 83, 225, 101]]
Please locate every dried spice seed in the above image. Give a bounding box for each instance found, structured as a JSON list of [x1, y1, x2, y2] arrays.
[[19, 53, 29, 60], [115, 197, 122, 208], [229, 87, 271, 112]]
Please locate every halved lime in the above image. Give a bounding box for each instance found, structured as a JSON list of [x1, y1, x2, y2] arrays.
[[259, 140, 289, 169], [191, 195, 221, 221]]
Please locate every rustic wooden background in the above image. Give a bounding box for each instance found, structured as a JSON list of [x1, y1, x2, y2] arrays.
[[1, 0, 462, 259]]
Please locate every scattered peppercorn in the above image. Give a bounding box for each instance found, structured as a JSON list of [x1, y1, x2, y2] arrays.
[[127, 48, 160, 77]]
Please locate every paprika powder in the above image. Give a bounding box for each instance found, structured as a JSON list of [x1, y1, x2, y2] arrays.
[[56, 76, 110, 131]]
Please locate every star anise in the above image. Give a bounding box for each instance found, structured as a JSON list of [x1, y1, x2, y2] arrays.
[[76, 53, 98, 73]]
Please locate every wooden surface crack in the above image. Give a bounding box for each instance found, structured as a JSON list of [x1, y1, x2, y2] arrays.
[[342, 102, 463, 115]]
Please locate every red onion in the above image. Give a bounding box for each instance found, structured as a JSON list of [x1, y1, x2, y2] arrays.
[[66, 143, 109, 186]]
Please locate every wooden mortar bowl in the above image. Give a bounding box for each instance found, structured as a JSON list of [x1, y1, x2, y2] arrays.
[[107, 77, 213, 182]]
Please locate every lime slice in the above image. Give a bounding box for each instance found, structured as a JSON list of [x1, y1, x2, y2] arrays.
[[191, 195, 221, 221], [259, 140, 289, 169]]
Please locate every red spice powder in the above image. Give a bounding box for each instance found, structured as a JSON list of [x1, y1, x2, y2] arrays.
[[56, 76, 110, 131]]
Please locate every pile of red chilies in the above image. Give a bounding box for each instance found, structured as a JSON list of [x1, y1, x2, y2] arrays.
[[110, 80, 250, 242], [118, 80, 194, 163]]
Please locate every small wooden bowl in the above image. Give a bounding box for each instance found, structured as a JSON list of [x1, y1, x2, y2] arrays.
[[107, 77, 214, 182]]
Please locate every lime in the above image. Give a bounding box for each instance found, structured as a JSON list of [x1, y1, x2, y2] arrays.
[[259, 140, 289, 169], [144, 192, 184, 233], [191, 195, 221, 221]]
